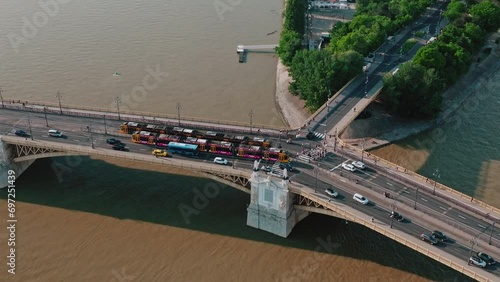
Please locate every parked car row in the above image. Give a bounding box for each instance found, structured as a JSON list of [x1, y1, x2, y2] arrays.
[[341, 161, 366, 172]]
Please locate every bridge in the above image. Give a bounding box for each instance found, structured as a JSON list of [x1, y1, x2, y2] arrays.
[[0, 105, 499, 281]]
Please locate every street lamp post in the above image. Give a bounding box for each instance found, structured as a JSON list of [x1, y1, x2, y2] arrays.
[[176, 102, 182, 126], [390, 201, 397, 229], [248, 110, 254, 134], [364, 71, 368, 98], [56, 91, 63, 114], [27, 115, 33, 140], [115, 97, 121, 120], [489, 221, 496, 245], [413, 187, 419, 210], [314, 165, 319, 193], [432, 168, 440, 195], [104, 113, 108, 135], [89, 125, 95, 149], [0, 86, 4, 108], [333, 127, 337, 151], [468, 237, 477, 259], [361, 138, 366, 162], [43, 107, 49, 127]]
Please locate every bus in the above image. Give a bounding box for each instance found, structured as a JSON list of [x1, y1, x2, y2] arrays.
[[121, 122, 146, 134], [167, 142, 199, 156], [263, 147, 289, 163], [156, 134, 181, 147], [132, 131, 157, 145], [209, 141, 233, 156], [237, 144, 261, 159]]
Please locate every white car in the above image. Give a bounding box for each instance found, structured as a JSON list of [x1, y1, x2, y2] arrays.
[[214, 157, 228, 165], [353, 193, 369, 205], [351, 161, 366, 169], [325, 188, 339, 198], [342, 163, 356, 172]]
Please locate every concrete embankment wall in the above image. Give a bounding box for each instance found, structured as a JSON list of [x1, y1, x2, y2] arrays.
[[0, 139, 35, 189]]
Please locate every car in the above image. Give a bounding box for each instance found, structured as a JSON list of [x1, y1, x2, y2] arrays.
[[351, 161, 366, 169], [389, 211, 404, 222], [106, 138, 122, 145], [48, 129, 63, 137], [342, 163, 356, 172], [477, 252, 495, 265], [152, 149, 168, 157], [432, 231, 448, 242], [353, 193, 369, 205], [325, 188, 339, 198], [214, 157, 228, 165], [261, 165, 272, 172], [420, 233, 438, 245], [279, 163, 294, 172], [112, 144, 128, 151], [469, 256, 487, 268], [14, 130, 30, 137]]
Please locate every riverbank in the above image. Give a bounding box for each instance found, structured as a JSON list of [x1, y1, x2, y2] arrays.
[[340, 32, 500, 150]]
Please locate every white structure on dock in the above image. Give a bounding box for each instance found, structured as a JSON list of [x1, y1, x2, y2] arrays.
[[237, 44, 278, 53]]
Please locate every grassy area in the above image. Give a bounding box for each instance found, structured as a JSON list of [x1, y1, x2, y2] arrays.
[[414, 31, 425, 38], [401, 38, 418, 54]]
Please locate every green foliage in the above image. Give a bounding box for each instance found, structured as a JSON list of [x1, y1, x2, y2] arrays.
[[444, 0, 467, 23], [381, 62, 444, 119], [469, 0, 500, 31], [401, 38, 418, 54], [283, 0, 307, 34], [276, 30, 302, 66], [288, 50, 363, 111], [414, 31, 425, 38]]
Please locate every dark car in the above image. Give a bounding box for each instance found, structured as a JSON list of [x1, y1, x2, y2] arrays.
[[15, 130, 30, 137], [112, 144, 128, 151], [477, 252, 496, 265], [432, 231, 448, 242], [389, 211, 404, 222], [420, 233, 438, 245], [279, 163, 294, 172], [106, 138, 122, 145]]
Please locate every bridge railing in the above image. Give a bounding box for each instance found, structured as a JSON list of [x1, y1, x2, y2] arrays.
[[337, 139, 500, 217], [3, 100, 289, 134], [289, 185, 495, 282]]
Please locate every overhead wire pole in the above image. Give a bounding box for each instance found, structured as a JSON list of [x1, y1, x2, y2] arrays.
[[27, 115, 33, 140], [104, 113, 108, 135], [56, 91, 63, 114], [89, 125, 95, 149], [390, 201, 397, 229], [43, 107, 49, 127], [432, 168, 440, 195], [314, 165, 319, 193], [0, 85, 4, 108], [115, 97, 121, 120], [176, 102, 182, 126], [248, 110, 254, 134]]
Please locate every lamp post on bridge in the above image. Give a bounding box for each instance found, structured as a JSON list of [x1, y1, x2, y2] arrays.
[[413, 186, 419, 210], [27, 115, 33, 140], [390, 201, 398, 229], [468, 237, 477, 260], [248, 109, 254, 134], [104, 113, 108, 135], [115, 96, 121, 120], [314, 164, 320, 193], [489, 220, 496, 245], [56, 91, 63, 114], [176, 102, 182, 126], [43, 107, 49, 127], [0, 85, 4, 108], [89, 125, 95, 149], [432, 168, 440, 195], [361, 138, 366, 162]]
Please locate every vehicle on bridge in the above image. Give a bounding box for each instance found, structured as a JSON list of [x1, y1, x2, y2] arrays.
[[209, 141, 233, 156], [468, 256, 487, 268], [183, 137, 209, 151], [353, 193, 369, 205], [15, 129, 30, 137], [106, 138, 122, 145], [342, 163, 356, 172], [477, 252, 496, 265], [167, 142, 199, 156], [214, 157, 228, 165], [112, 143, 129, 151], [155, 134, 181, 147], [351, 161, 366, 169], [325, 188, 338, 198], [431, 230, 448, 242], [420, 233, 438, 245], [152, 149, 168, 157], [48, 129, 63, 138], [132, 131, 156, 145], [389, 211, 404, 222], [237, 144, 262, 160]]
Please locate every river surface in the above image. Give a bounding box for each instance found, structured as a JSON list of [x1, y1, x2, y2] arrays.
[[0, 1, 487, 281]]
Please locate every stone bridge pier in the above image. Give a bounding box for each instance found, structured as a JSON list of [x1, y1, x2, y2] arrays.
[[247, 171, 309, 237], [0, 139, 35, 188]]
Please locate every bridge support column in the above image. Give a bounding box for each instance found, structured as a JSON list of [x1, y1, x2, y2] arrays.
[[0, 139, 35, 188], [247, 172, 309, 238]]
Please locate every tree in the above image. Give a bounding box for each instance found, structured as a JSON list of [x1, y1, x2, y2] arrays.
[[276, 30, 302, 66], [470, 0, 500, 31], [381, 62, 444, 119], [444, 0, 467, 23]]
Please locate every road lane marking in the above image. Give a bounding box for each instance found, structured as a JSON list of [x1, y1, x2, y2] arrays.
[[74, 140, 79, 142], [386, 182, 393, 186], [420, 198, 428, 202], [439, 206, 447, 211], [340, 179, 346, 183], [458, 214, 466, 220], [403, 190, 411, 194], [139, 148, 146, 151], [477, 224, 487, 229]]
